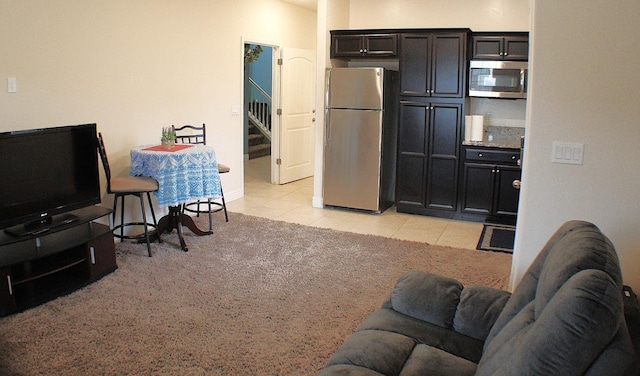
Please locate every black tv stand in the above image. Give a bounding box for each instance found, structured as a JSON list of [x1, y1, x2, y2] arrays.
[[4, 213, 80, 238], [0, 206, 116, 316]]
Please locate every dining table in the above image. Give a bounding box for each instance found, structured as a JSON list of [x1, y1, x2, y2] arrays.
[[129, 143, 222, 252]]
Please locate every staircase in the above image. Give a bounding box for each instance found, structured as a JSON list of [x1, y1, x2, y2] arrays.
[[247, 77, 272, 160], [248, 117, 271, 159]]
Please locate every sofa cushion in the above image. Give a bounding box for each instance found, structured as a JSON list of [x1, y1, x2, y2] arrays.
[[357, 308, 485, 363], [321, 330, 416, 375], [485, 220, 597, 345], [476, 269, 627, 375], [390, 271, 462, 328], [319, 329, 477, 376], [399, 343, 476, 376], [317, 364, 385, 375], [453, 285, 511, 341], [534, 225, 621, 320]]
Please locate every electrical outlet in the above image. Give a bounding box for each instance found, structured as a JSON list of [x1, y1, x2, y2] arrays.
[[552, 142, 584, 165]]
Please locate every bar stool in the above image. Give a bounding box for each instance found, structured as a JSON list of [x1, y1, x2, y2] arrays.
[[174, 124, 229, 231], [97, 133, 160, 257]]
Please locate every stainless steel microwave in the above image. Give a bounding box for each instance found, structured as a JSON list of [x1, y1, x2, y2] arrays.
[[469, 60, 528, 99]]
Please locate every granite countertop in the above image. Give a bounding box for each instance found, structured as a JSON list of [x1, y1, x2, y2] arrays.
[[462, 126, 524, 149], [462, 138, 522, 149]]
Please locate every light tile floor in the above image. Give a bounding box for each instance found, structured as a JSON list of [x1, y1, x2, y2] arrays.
[[226, 156, 485, 250]]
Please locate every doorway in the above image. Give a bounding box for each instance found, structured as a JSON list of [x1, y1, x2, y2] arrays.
[[243, 43, 275, 184], [242, 41, 317, 188]]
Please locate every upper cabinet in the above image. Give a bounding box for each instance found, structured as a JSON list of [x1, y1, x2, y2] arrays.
[[330, 31, 398, 58], [399, 31, 469, 98], [472, 32, 529, 61]]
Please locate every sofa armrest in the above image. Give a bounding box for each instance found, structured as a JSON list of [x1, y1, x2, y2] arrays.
[[453, 285, 511, 341], [389, 271, 511, 341]]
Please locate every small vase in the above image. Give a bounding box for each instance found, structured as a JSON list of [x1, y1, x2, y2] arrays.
[[161, 139, 175, 149]]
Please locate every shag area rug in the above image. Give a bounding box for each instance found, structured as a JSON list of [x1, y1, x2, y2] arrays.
[[0, 213, 512, 375]]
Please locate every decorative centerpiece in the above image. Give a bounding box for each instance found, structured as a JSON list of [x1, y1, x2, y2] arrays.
[[161, 126, 176, 148]]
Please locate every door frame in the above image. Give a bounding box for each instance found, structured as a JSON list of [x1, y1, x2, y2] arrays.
[[241, 37, 281, 185]]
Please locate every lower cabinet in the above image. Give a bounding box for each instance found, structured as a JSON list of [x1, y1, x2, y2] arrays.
[[0, 219, 117, 316], [460, 147, 521, 223]]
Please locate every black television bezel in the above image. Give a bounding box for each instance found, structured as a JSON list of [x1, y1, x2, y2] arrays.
[[0, 123, 101, 235]]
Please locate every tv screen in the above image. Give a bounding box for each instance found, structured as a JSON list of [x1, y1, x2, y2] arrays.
[[0, 123, 101, 235]]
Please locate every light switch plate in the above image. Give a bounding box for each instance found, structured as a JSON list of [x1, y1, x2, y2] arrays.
[[8, 77, 17, 93], [552, 142, 584, 165], [231, 105, 240, 116]]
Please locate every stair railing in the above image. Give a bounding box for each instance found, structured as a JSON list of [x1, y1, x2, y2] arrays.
[[247, 77, 272, 141]]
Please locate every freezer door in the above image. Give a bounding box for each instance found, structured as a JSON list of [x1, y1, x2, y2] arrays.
[[323, 109, 383, 211], [326, 68, 384, 110]]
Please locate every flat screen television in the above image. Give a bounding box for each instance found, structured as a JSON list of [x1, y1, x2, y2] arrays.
[[0, 123, 101, 237]]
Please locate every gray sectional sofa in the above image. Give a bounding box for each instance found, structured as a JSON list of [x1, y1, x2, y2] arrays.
[[318, 220, 639, 375]]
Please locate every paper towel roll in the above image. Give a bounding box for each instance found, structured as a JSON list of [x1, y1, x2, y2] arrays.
[[470, 115, 484, 142], [464, 116, 473, 142]]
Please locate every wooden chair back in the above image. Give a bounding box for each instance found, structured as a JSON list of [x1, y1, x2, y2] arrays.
[[96, 132, 112, 192], [174, 124, 206, 145]]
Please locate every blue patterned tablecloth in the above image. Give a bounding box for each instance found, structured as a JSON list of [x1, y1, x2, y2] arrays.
[[130, 144, 222, 207]]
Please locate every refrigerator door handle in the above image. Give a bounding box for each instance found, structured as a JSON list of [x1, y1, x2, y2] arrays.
[[325, 109, 331, 146]]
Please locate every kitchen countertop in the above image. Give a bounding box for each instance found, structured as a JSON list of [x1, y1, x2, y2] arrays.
[[462, 125, 524, 149], [462, 138, 522, 149]]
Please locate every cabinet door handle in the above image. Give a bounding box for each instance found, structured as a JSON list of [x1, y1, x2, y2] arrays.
[[90, 246, 96, 264], [7, 275, 13, 295], [513, 180, 521, 189], [359, 48, 364, 53], [478, 153, 483, 157], [363, 48, 368, 53]]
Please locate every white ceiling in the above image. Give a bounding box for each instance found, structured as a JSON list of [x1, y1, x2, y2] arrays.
[[281, 0, 317, 11]]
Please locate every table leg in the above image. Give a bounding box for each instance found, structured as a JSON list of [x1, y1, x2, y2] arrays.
[[153, 205, 212, 252]]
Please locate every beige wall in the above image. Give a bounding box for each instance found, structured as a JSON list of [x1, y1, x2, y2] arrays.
[[0, 0, 316, 213], [348, 0, 530, 30], [514, 0, 640, 292]]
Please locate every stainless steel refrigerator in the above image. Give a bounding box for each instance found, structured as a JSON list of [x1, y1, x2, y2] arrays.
[[323, 67, 399, 213]]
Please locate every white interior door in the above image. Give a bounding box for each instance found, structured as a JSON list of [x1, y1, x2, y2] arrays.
[[278, 47, 316, 184]]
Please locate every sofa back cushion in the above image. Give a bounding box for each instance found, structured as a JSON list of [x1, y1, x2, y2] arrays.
[[477, 220, 636, 375], [476, 269, 626, 375]]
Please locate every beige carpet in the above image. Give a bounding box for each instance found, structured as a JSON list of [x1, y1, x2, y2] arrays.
[[0, 213, 511, 375]]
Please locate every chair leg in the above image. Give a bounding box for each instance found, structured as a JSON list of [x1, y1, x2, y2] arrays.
[[110, 195, 117, 230], [138, 194, 152, 257], [207, 199, 213, 231], [146, 192, 161, 243], [220, 186, 228, 223], [119, 195, 126, 242]]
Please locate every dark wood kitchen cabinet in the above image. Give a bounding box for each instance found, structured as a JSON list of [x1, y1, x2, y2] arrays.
[[399, 31, 469, 98], [330, 31, 398, 58], [472, 32, 529, 61], [396, 101, 463, 216], [460, 147, 521, 224]]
